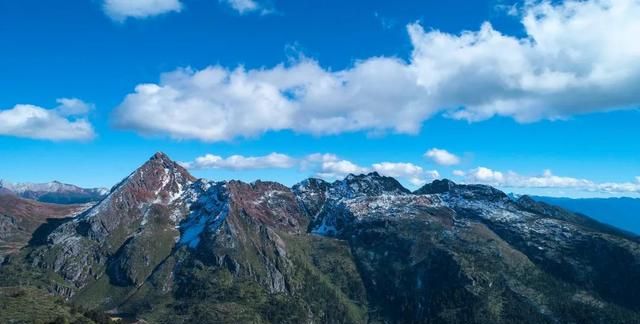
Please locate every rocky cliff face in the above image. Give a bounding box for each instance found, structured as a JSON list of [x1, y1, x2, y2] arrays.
[[0, 193, 88, 261], [2, 153, 640, 323]]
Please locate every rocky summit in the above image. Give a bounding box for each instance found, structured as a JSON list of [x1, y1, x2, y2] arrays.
[[1, 153, 640, 323]]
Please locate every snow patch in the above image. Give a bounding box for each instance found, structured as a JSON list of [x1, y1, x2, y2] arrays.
[[178, 181, 229, 248]]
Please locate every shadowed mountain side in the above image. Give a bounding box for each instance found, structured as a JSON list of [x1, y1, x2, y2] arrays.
[[0, 193, 89, 260]]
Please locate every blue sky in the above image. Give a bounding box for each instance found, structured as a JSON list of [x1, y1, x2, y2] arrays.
[[0, 0, 639, 198]]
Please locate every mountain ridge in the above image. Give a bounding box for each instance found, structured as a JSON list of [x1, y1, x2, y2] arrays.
[[2, 152, 640, 323], [0, 179, 108, 204]]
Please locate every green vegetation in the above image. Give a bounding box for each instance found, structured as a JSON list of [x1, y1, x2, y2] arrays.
[[155, 232, 368, 324], [0, 286, 118, 324]]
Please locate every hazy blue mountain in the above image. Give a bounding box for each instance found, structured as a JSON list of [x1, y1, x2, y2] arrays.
[[0, 180, 108, 204], [530, 196, 640, 235]]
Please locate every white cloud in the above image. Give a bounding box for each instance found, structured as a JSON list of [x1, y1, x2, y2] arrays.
[[464, 167, 640, 194], [182, 152, 295, 170], [221, 0, 261, 14], [372, 162, 423, 178], [103, 0, 182, 21], [113, 58, 425, 141], [0, 99, 95, 141], [113, 67, 296, 141], [113, 0, 640, 141], [424, 148, 460, 166], [452, 170, 466, 177], [413, 0, 640, 122], [372, 162, 438, 186], [303, 153, 369, 179], [468, 167, 505, 184]]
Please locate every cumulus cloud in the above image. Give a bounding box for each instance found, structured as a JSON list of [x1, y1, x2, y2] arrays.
[[0, 99, 95, 141], [112, 58, 424, 141], [412, 0, 640, 122], [182, 152, 295, 170], [302, 153, 369, 179], [103, 0, 182, 21], [372, 162, 439, 186], [424, 148, 460, 166], [464, 167, 640, 194], [113, 0, 640, 141], [467, 167, 506, 184]]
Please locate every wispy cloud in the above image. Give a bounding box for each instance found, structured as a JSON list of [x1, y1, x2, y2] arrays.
[[460, 167, 640, 194], [373, 12, 396, 30], [220, 0, 274, 15], [102, 0, 183, 22], [181, 152, 295, 170]]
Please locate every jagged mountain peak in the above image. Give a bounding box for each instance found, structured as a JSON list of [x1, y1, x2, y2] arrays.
[[152, 151, 168, 158], [335, 171, 411, 197], [140, 152, 191, 174], [414, 178, 457, 194], [113, 152, 195, 195], [75, 152, 196, 241], [292, 177, 330, 191], [415, 178, 508, 202], [293, 172, 411, 205], [149, 151, 172, 162], [343, 171, 385, 182]]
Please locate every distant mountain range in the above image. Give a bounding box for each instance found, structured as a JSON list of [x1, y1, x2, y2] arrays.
[[0, 180, 108, 204], [529, 196, 640, 235], [1, 153, 640, 323]]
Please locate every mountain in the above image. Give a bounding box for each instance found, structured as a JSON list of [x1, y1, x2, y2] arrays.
[[0, 193, 90, 261], [1, 154, 640, 323], [529, 196, 640, 235], [0, 179, 108, 204]]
